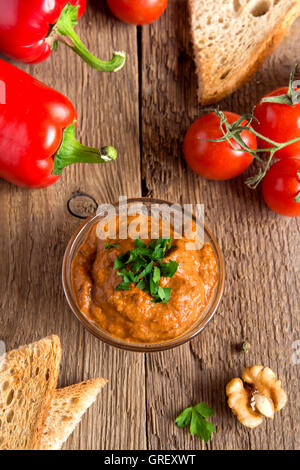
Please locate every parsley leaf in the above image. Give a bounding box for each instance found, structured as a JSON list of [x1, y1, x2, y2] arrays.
[[136, 279, 149, 292], [113, 252, 129, 270], [175, 407, 193, 428], [157, 286, 171, 303], [134, 239, 147, 249], [149, 272, 159, 297], [115, 280, 131, 291], [131, 258, 146, 274], [175, 403, 215, 442], [105, 241, 119, 250], [152, 266, 161, 284], [139, 261, 154, 279], [117, 269, 137, 283], [194, 402, 214, 418], [160, 260, 179, 278]]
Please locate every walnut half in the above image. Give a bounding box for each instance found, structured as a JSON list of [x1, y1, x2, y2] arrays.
[[226, 365, 287, 428]]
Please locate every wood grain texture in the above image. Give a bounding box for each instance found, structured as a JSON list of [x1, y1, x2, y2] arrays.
[[141, 2, 300, 450], [0, 0, 299, 451], [0, 1, 146, 451]]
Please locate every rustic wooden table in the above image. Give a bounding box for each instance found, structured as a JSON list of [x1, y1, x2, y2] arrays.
[[1, 1, 299, 450]]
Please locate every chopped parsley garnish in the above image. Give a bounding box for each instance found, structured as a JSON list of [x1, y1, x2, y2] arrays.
[[175, 403, 215, 442], [113, 238, 178, 303]]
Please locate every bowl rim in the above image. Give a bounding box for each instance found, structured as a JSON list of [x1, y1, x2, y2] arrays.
[[62, 197, 225, 352]]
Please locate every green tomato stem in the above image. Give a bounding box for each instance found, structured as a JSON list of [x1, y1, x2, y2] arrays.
[[261, 64, 299, 106]]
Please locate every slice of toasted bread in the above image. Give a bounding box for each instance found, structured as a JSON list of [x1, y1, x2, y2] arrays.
[[188, 0, 300, 104], [0, 335, 61, 450], [40, 378, 108, 450]]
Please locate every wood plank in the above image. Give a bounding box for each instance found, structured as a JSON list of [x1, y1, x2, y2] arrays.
[[0, 2, 146, 450], [141, 2, 300, 450]]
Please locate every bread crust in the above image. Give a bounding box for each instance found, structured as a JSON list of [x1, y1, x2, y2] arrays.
[[0, 335, 61, 450], [33, 335, 61, 450]]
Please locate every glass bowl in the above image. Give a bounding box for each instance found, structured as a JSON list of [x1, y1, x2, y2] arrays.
[[62, 198, 225, 352]]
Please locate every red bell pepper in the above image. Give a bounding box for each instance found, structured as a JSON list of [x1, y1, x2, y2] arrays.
[[0, 1, 125, 72], [0, 59, 117, 188]]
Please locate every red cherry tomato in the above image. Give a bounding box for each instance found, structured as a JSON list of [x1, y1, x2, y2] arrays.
[[183, 112, 257, 180], [253, 87, 300, 159], [106, 0, 168, 25], [262, 157, 300, 216]]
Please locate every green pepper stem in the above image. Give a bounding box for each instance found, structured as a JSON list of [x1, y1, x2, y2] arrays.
[[53, 122, 117, 175], [46, 3, 126, 72]]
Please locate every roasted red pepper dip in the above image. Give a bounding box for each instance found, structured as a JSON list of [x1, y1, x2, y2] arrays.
[[71, 216, 218, 343]]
